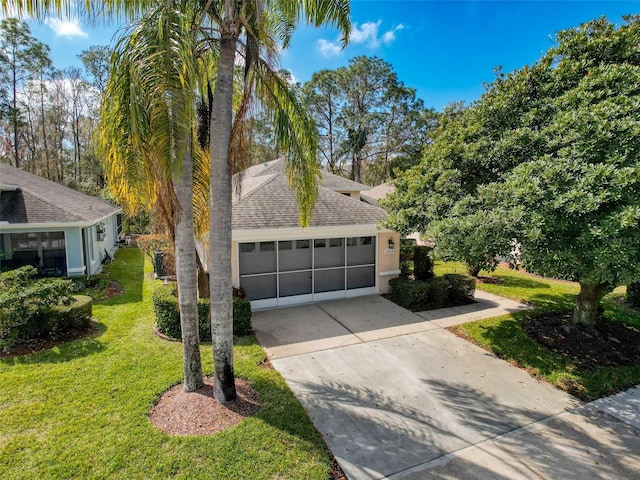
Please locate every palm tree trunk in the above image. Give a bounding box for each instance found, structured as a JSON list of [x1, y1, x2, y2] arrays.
[[209, 32, 237, 404], [174, 124, 203, 392]]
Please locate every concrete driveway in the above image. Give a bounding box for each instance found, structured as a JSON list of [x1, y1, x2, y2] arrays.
[[253, 295, 640, 480]]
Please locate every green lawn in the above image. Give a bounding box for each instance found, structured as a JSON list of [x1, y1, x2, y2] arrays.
[[0, 249, 330, 480], [439, 262, 640, 401]]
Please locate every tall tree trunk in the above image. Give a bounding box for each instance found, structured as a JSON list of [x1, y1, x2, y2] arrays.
[[174, 123, 203, 392], [196, 250, 209, 300], [573, 282, 610, 325], [209, 31, 237, 404], [12, 66, 20, 168]]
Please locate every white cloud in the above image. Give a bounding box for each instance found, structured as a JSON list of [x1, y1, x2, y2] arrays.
[[45, 18, 88, 38], [382, 24, 404, 45], [317, 38, 343, 57], [316, 20, 404, 56], [350, 20, 383, 47]]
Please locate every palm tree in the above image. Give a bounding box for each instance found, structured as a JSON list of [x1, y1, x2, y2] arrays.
[[203, 1, 350, 403], [98, 5, 206, 391]]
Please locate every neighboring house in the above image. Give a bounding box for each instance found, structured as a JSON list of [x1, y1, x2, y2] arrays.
[[0, 163, 121, 276], [231, 159, 400, 309]]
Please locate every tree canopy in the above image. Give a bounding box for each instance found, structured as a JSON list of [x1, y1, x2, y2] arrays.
[[303, 56, 437, 184], [383, 15, 640, 325]]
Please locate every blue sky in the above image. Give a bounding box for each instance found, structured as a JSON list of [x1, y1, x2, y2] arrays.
[[21, 0, 639, 110]]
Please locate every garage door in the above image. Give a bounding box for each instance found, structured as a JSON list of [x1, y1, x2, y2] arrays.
[[239, 236, 376, 308]]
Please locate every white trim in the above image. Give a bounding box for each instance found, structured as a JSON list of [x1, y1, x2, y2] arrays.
[[0, 211, 122, 231], [67, 266, 86, 274], [233, 224, 392, 242], [380, 269, 401, 276]]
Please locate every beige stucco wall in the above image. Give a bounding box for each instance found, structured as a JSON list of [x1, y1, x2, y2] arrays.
[[377, 231, 400, 294]]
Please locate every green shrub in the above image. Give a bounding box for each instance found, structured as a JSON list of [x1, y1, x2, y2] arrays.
[[233, 297, 253, 336], [413, 246, 434, 281], [51, 296, 93, 333], [0, 266, 90, 351], [627, 281, 640, 308], [152, 284, 253, 340], [388, 274, 475, 312], [152, 285, 181, 339], [399, 238, 416, 277]]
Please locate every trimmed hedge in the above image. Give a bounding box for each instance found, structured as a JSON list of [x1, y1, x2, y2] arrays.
[[152, 284, 252, 340], [627, 281, 640, 308], [388, 274, 475, 312], [413, 246, 434, 281], [51, 295, 93, 333]]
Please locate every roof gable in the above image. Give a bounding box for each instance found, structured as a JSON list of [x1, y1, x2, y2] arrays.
[[0, 163, 120, 225]]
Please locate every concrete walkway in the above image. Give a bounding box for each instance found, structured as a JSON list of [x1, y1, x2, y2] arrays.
[[253, 294, 640, 480]]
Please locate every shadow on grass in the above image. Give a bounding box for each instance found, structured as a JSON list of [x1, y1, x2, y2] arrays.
[[529, 292, 577, 311], [490, 274, 552, 290], [1, 321, 107, 365], [100, 248, 145, 305], [456, 311, 568, 376]]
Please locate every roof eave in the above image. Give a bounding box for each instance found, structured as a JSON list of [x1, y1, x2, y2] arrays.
[[231, 223, 394, 242], [0, 210, 121, 231]]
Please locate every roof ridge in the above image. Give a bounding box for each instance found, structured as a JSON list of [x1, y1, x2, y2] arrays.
[[234, 171, 281, 207]]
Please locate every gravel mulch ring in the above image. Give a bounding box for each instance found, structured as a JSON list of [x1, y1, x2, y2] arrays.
[[523, 311, 640, 370], [149, 377, 261, 436]]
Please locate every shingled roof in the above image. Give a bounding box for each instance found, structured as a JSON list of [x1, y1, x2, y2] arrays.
[[0, 163, 120, 225], [232, 159, 387, 230]]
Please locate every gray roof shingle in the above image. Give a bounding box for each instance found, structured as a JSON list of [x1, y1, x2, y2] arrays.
[[232, 165, 387, 230], [0, 163, 120, 225]]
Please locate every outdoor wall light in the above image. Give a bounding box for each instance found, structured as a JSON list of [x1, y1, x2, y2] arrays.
[[388, 238, 395, 250]]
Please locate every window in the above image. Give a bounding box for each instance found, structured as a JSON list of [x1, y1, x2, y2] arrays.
[[314, 239, 326, 248], [260, 241, 275, 251], [296, 240, 310, 249], [278, 241, 292, 250], [240, 243, 255, 253], [329, 238, 343, 247]]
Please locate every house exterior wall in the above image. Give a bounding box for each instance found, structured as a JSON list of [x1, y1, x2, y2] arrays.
[[0, 212, 119, 276], [377, 231, 401, 294]]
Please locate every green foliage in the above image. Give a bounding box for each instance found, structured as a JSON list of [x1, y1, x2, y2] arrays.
[[384, 16, 640, 316], [152, 284, 252, 340], [388, 274, 475, 312], [0, 266, 82, 351], [413, 246, 434, 281], [399, 238, 416, 277], [302, 56, 438, 184], [233, 296, 253, 336], [51, 295, 93, 332], [627, 282, 640, 308]]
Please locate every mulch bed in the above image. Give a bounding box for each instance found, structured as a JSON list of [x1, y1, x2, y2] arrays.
[[0, 321, 102, 358], [522, 311, 640, 370], [149, 377, 261, 436]]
